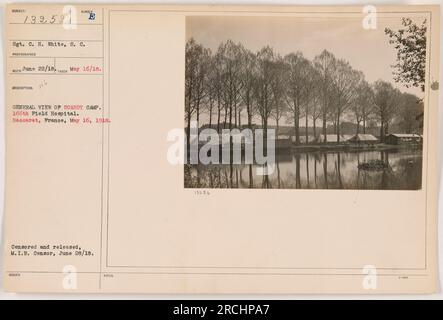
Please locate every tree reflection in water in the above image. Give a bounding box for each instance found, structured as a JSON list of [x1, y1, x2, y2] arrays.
[[184, 148, 422, 190]]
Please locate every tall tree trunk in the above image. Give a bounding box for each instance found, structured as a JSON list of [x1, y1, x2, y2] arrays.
[[263, 118, 268, 156], [293, 109, 299, 145], [294, 105, 300, 145], [238, 109, 241, 128], [229, 104, 233, 162], [380, 120, 384, 143], [186, 76, 193, 154], [186, 113, 191, 158], [217, 102, 221, 133], [305, 113, 309, 144], [336, 114, 340, 143], [229, 104, 233, 130], [313, 118, 317, 139], [234, 104, 237, 127], [295, 111, 300, 144], [322, 112, 327, 144], [209, 103, 213, 129], [247, 108, 253, 154], [196, 99, 200, 132]]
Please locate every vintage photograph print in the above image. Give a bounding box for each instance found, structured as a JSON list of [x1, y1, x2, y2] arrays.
[[184, 15, 427, 190]]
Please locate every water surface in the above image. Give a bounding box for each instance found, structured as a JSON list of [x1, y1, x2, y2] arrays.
[[184, 148, 422, 190]]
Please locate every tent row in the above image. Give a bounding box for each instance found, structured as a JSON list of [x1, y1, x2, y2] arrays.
[[277, 133, 378, 144], [193, 132, 422, 147], [277, 133, 422, 145]]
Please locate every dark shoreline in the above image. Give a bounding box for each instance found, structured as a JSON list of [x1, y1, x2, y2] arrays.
[[285, 143, 422, 153]]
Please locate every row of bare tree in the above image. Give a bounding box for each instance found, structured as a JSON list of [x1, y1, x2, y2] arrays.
[[185, 38, 422, 146]]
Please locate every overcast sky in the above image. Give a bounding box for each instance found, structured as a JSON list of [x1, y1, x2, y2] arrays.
[[187, 15, 426, 98]]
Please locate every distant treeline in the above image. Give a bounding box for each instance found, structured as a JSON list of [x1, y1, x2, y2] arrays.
[[185, 38, 423, 147]]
